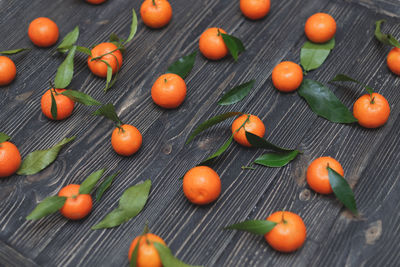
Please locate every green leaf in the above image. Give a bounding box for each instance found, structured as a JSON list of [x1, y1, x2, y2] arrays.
[[330, 74, 374, 95], [221, 33, 245, 61], [93, 103, 123, 126], [109, 33, 121, 43], [50, 89, 58, 120], [153, 242, 203, 267], [254, 150, 300, 167], [124, 8, 138, 44], [218, 80, 255, 106], [60, 90, 102, 106], [96, 171, 119, 201], [76, 46, 92, 56], [100, 59, 113, 91], [166, 51, 197, 79], [298, 79, 357, 123], [224, 220, 277, 235], [374, 20, 400, 48], [201, 135, 233, 165], [129, 235, 142, 267], [328, 167, 358, 215], [0, 132, 11, 144], [185, 112, 242, 144], [57, 26, 79, 53], [0, 48, 30, 55], [91, 179, 152, 229], [300, 38, 335, 72], [79, 168, 106, 195], [17, 136, 76, 176], [245, 132, 294, 153], [26, 196, 67, 220], [54, 45, 77, 89]]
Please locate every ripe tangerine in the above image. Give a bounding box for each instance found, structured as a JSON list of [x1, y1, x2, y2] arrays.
[[140, 0, 173, 29], [306, 156, 344, 194], [0, 141, 21, 178], [151, 73, 187, 109], [87, 42, 123, 78], [0, 56, 17, 86], [272, 61, 303, 92], [305, 13, 336, 43], [199, 28, 228, 60], [111, 124, 143, 156], [231, 114, 265, 147], [128, 233, 166, 267], [58, 184, 93, 220], [28, 17, 59, 47], [353, 93, 390, 128]]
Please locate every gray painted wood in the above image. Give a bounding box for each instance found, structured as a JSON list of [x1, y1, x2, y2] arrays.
[[0, 0, 399, 266]]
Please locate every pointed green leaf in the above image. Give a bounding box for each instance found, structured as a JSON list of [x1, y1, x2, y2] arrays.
[[166, 51, 197, 79], [100, 59, 113, 91], [109, 33, 121, 43], [0, 48, 30, 55], [0, 132, 11, 144], [96, 171, 119, 201], [57, 26, 79, 53], [129, 235, 142, 267], [221, 33, 245, 61], [50, 89, 58, 120], [93, 103, 123, 125], [218, 80, 255, 106], [26, 196, 67, 220], [124, 8, 138, 44], [60, 90, 102, 106], [245, 131, 294, 153], [79, 168, 106, 195], [374, 20, 400, 48], [92, 179, 152, 229], [153, 242, 203, 267], [54, 45, 77, 89], [224, 220, 277, 235], [76, 46, 92, 56], [330, 74, 374, 95], [186, 112, 242, 144], [298, 79, 357, 123], [328, 167, 358, 215], [17, 136, 76, 175], [201, 135, 233, 165], [254, 150, 300, 167], [300, 38, 335, 72]]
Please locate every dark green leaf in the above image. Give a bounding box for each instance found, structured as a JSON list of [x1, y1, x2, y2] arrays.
[[153, 242, 203, 267], [124, 8, 138, 44], [0, 48, 30, 55], [26, 196, 67, 220], [60, 90, 102, 106], [328, 167, 358, 215], [0, 132, 11, 144], [254, 150, 300, 167], [109, 33, 121, 43], [224, 220, 277, 235], [300, 38, 335, 72], [245, 132, 294, 153], [76, 46, 92, 56], [185, 112, 242, 144], [96, 171, 119, 201], [17, 136, 76, 175], [201, 135, 233, 165], [93, 103, 123, 126], [50, 89, 58, 120], [129, 235, 142, 267], [166, 51, 197, 79], [218, 80, 255, 106], [79, 168, 106, 194], [374, 20, 400, 48], [298, 79, 357, 123], [57, 26, 79, 53], [221, 33, 245, 61], [54, 45, 77, 89], [91, 179, 152, 229], [100, 59, 113, 91], [330, 74, 374, 95]]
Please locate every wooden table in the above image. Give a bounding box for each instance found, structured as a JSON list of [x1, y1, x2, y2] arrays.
[[1, 0, 399, 266]]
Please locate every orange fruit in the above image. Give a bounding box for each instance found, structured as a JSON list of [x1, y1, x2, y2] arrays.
[[199, 28, 228, 60], [111, 124, 143, 156], [264, 211, 306, 252], [272, 61, 303, 92], [151, 73, 187, 108], [305, 13, 336, 43], [306, 156, 344, 194], [387, 47, 400, 76], [231, 114, 265, 147], [128, 233, 166, 267], [183, 166, 221, 205], [28, 17, 59, 47], [240, 0, 271, 20], [86, 0, 107, 4], [0, 56, 17, 86], [0, 141, 21, 178], [58, 184, 93, 220], [140, 0, 173, 29], [353, 93, 390, 128], [87, 42, 123, 78], [41, 88, 75, 120]]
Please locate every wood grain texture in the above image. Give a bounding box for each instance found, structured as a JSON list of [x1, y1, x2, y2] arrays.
[[0, 0, 399, 266]]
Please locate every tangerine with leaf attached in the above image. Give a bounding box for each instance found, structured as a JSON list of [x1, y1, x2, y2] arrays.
[[306, 156, 344, 194], [111, 124, 143, 156], [41, 88, 75, 120], [199, 28, 228, 60], [87, 42, 123, 78], [58, 184, 92, 220], [231, 114, 265, 147]]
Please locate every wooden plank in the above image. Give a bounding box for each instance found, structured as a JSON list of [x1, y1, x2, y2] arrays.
[[0, 240, 39, 267], [345, 0, 400, 18]]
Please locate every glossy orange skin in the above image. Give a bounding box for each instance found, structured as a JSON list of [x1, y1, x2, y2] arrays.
[[231, 114, 265, 147], [305, 13, 336, 43], [199, 28, 228, 60], [0, 141, 21, 178], [128, 233, 166, 267], [264, 211, 307, 253], [28, 17, 59, 47], [111, 124, 143, 156], [58, 184, 92, 220], [86, 0, 107, 4], [151, 73, 187, 108], [183, 166, 221, 205], [353, 93, 390, 128], [41, 89, 75, 120], [240, 0, 271, 20], [87, 42, 123, 78], [0, 56, 17, 86], [272, 61, 303, 92], [387, 47, 400, 76], [306, 156, 344, 194], [140, 0, 172, 29]]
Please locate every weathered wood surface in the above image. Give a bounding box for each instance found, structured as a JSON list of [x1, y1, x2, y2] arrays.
[[0, 0, 399, 266]]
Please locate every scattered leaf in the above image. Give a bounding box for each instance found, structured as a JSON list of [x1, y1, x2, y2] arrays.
[[124, 9, 138, 44], [93, 103, 123, 126], [330, 74, 374, 95], [92, 179, 152, 229], [26, 196, 67, 220], [79, 168, 106, 195], [166, 51, 197, 79], [50, 89, 58, 120], [60, 90, 102, 106], [374, 20, 400, 48], [96, 171, 120, 201], [300, 38, 335, 72], [245, 132, 294, 153], [0, 132, 11, 144], [201, 135, 233, 164], [153, 242, 203, 267], [0, 48, 30, 55], [254, 150, 300, 167], [328, 167, 358, 215], [224, 220, 277, 235], [221, 33, 245, 61], [76, 46, 92, 56], [298, 79, 357, 123], [218, 80, 255, 106], [17, 136, 76, 175], [57, 26, 79, 53], [54, 45, 77, 89]]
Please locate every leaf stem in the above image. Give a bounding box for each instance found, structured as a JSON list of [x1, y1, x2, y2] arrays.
[[152, 0, 156, 6], [241, 165, 255, 170], [235, 114, 251, 133], [90, 47, 122, 61]]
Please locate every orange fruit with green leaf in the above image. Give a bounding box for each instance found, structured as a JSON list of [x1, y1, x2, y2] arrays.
[[58, 184, 93, 220], [87, 42, 123, 78], [41, 88, 75, 120], [306, 156, 344, 194], [231, 114, 265, 147], [111, 124, 143, 156], [128, 233, 166, 267], [199, 28, 229, 60]]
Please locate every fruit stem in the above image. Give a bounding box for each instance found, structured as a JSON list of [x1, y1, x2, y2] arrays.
[[217, 29, 221, 36], [152, 0, 156, 6], [281, 211, 287, 224], [241, 165, 256, 170], [164, 78, 168, 83], [370, 96, 375, 104]]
